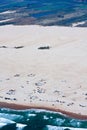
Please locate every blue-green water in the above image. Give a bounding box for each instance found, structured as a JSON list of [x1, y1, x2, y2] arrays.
[[0, 108, 87, 130], [0, 0, 87, 26]]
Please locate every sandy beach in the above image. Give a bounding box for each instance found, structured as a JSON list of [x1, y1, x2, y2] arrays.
[[0, 25, 87, 119]]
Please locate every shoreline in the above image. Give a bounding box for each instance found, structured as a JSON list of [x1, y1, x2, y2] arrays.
[[0, 102, 87, 120], [0, 25, 87, 121]]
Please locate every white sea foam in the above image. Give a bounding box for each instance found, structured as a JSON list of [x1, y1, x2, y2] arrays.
[[43, 115, 49, 120], [0, 117, 15, 123], [44, 125, 87, 130], [0, 18, 14, 23], [28, 113, 36, 117], [0, 10, 16, 15], [0, 123, 7, 128], [72, 21, 86, 27], [0, 118, 16, 129], [16, 123, 27, 130], [70, 119, 82, 128]]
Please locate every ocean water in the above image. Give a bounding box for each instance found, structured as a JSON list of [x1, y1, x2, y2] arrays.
[[0, 0, 87, 26], [0, 108, 87, 130]]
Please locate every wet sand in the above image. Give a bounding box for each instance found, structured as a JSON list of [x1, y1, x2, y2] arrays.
[[0, 25, 87, 119]]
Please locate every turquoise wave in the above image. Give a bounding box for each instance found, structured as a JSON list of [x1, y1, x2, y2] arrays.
[[0, 108, 87, 130]]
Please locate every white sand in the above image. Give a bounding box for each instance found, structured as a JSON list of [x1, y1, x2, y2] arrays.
[[0, 25, 87, 117]]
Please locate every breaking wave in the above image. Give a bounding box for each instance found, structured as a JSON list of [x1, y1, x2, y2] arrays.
[[0, 108, 87, 130]]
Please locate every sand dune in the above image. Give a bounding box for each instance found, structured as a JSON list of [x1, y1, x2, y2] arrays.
[[0, 25, 87, 119]]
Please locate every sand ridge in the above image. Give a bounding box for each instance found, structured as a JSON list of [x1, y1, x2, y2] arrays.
[[0, 25, 87, 119]]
